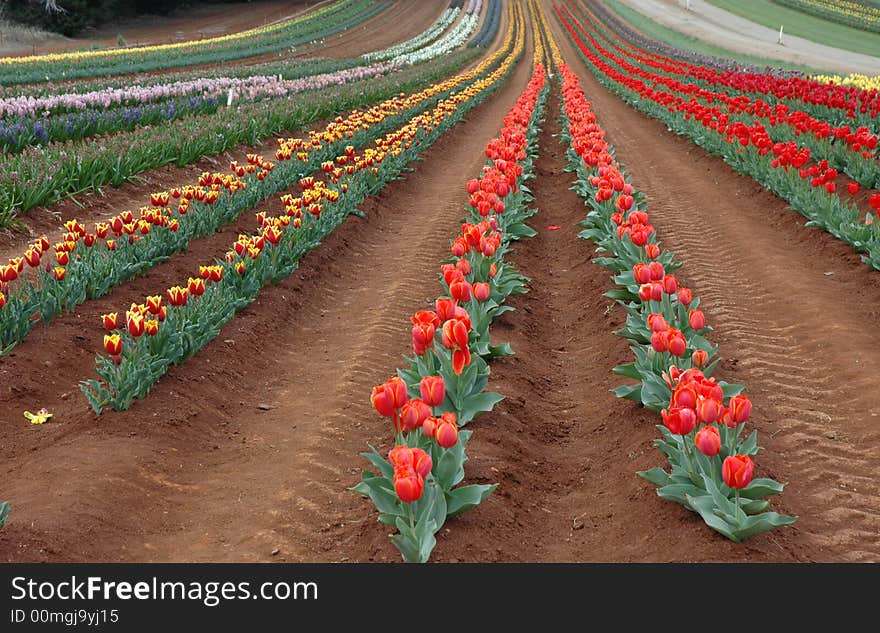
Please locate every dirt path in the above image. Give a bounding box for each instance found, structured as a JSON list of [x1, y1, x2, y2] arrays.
[[617, 0, 880, 75], [539, 0, 880, 561], [0, 25, 531, 562]]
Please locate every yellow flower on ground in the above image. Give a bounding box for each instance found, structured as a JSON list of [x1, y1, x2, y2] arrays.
[[24, 408, 53, 425]]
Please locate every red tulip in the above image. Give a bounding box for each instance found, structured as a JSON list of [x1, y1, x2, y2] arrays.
[[126, 311, 145, 338], [661, 406, 696, 435], [411, 322, 436, 355], [696, 396, 722, 423], [103, 334, 122, 355], [399, 398, 431, 432], [647, 313, 668, 332], [53, 266, 66, 281], [722, 455, 754, 489], [411, 310, 440, 328], [145, 295, 162, 315], [0, 291, 5, 310], [677, 288, 693, 306], [473, 282, 491, 302], [420, 375, 445, 407], [167, 286, 188, 307], [435, 298, 457, 322], [688, 309, 705, 330], [452, 347, 471, 375], [434, 412, 459, 448], [24, 248, 41, 268], [847, 182, 860, 195], [645, 243, 660, 259], [145, 320, 159, 336], [694, 425, 721, 456], [692, 349, 708, 367], [442, 318, 470, 351], [728, 395, 752, 424], [638, 284, 653, 302], [647, 261, 664, 280], [672, 383, 698, 409], [633, 263, 652, 284], [450, 279, 472, 303], [667, 331, 687, 357], [662, 274, 678, 295], [650, 330, 668, 353], [393, 470, 424, 503], [0, 264, 18, 283], [422, 416, 437, 439], [187, 277, 206, 297], [101, 312, 119, 330], [264, 226, 282, 245]]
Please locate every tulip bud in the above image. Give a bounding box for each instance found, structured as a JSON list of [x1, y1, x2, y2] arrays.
[[101, 312, 119, 330], [145, 320, 159, 336], [393, 471, 424, 503], [434, 414, 459, 449], [53, 266, 66, 281], [650, 330, 668, 353], [126, 311, 145, 338], [647, 313, 668, 333], [722, 455, 754, 489], [399, 398, 431, 433], [473, 282, 491, 302], [633, 263, 652, 285], [638, 284, 653, 302], [647, 261, 664, 280], [662, 274, 678, 295], [696, 396, 722, 423], [692, 349, 708, 367], [103, 334, 122, 356], [645, 243, 660, 259], [450, 279, 472, 303], [187, 277, 206, 297], [420, 375, 445, 407], [728, 395, 752, 424], [661, 406, 696, 435], [667, 331, 687, 357], [677, 287, 693, 306], [694, 425, 721, 456], [688, 309, 706, 330], [422, 416, 438, 439]]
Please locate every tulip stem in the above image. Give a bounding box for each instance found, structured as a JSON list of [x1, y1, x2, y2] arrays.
[[408, 502, 416, 532], [734, 488, 740, 517]]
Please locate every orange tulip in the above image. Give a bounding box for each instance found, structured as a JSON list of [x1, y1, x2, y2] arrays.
[[419, 375, 445, 407], [722, 455, 754, 490], [694, 425, 721, 456], [399, 398, 431, 433], [434, 412, 459, 448]]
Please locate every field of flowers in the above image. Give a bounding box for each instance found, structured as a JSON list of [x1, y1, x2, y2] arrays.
[[0, 0, 876, 565]]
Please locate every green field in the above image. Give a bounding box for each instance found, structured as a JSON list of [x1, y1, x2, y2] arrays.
[[706, 0, 880, 58], [602, 0, 822, 73]]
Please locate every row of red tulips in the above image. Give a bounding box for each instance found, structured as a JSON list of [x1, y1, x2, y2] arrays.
[[355, 53, 548, 562], [556, 2, 880, 272], [556, 58, 797, 542], [81, 4, 526, 414]]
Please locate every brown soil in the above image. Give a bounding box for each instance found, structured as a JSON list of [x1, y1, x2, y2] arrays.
[[1, 1, 878, 564], [0, 17, 530, 563]]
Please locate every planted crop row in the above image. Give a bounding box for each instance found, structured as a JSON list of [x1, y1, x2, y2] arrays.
[[556, 56, 797, 542], [357, 44, 548, 565], [0, 47, 480, 226], [470, 0, 502, 47], [0, 47, 499, 354], [0, 0, 387, 85], [79, 3, 524, 415], [556, 3, 880, 271]]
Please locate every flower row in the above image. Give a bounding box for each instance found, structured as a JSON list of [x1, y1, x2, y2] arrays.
[[362, 6, 461, 62], [556, 3, 880, 271], [0, 30, 519, 355], [80, 3, 525, 415], [356, 52, 548, 563], [556, 59, 796, 542]]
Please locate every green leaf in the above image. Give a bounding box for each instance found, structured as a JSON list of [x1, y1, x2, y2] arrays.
[[0, 502, 10, 529], [611, 383, 643, 402], [740, 478, 785, 501], [612, 363, 642, 380], [458, 391, 504, 426], [446, 484, 497, 517], [637, 467, 670, 487]]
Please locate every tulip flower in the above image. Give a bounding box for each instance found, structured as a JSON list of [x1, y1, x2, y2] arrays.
[[647, 261, 664, 280], [126, 311, 145, 338], [473, 282, 491, 302], [435, 297, 457, 322], [645, 243, 660, 259], [53, 267, 66, 281], [370, 377, 409, 420], [399, 398, 431, 433], [633, 263, 652, 284], [692, 349, 708, 367], [728, 395, 752, 424], [662, 274, 678, 295], [677, 288, 693, 306], [0, 264, 18, 283], [103, 334, 122, 355], [0, 291, 5, 310], [146, 295, 162, 315], [450, 279, 472, 303], [442, 318, 470, 351], [667, 331, 687, 357], [647, 313, 668, 332], [722, 455, 754, 490], [102, 312, 119, 330], [661, 406, 696, 435], [24, 248, 41, 268], [145, 320, 159, 336], [433, 411, 459, 448], [187, 278, 206, 297], [420, 375, 445, 407], [688, 309, 706, 330], [694, 425, 721, 456], [167, 286, 188, 307], [847, 182, 860, 195], [696, 396, 722, 423], [394, 471, 424, 503], [412, 322, 436, 355], [650, 330, 668, 353]]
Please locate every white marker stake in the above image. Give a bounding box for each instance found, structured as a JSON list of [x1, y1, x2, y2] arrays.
[[686, 0, 690, 10], [227, 88, 234, 107], [778, 25, 784, 44]]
